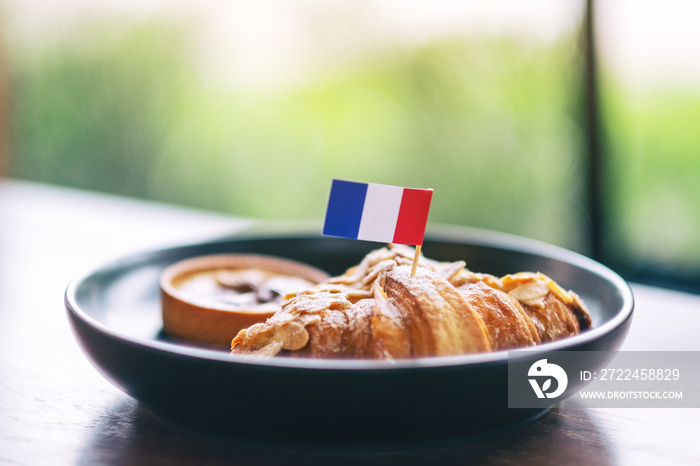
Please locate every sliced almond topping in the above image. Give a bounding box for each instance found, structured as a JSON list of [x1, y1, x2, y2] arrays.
[[508, 280, 550, 308], [277, 322, 309, 350]]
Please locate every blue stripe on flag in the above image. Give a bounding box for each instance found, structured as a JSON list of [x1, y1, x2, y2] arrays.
[[323, 179, 368, 239]]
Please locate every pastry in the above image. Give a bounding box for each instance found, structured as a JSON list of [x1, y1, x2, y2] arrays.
[[231, 245, 592, 358]]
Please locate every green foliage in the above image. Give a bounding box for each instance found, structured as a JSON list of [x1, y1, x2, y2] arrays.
[[601, 81, 700, 271], [9, 21, 191, 198], [9, 20, 587, 250]]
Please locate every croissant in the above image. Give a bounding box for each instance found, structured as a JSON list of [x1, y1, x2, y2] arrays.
[[231, 245, 592, 359]]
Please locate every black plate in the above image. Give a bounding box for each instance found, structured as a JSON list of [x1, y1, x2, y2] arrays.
[[65, 226, 633, 449]]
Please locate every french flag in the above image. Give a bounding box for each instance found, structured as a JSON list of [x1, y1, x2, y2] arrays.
[[323, 179, 433, 246]]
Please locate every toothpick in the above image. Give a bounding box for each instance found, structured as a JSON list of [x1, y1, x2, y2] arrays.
[[410, 244, 421, 277]]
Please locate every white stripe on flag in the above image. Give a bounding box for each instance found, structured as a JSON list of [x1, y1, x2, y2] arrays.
[[357, 183, 403, 243]]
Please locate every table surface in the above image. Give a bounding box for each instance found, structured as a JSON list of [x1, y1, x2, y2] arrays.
[[1, 179, 699, 466]]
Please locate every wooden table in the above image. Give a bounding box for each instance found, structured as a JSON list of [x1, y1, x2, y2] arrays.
[[1, 179, 699, 465]]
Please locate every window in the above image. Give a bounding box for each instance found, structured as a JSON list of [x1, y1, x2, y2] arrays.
[[3, 0, 697, 291]]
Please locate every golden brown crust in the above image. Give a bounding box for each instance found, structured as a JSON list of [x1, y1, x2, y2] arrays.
[[369, 281, 411, 359], [384, 266, 491, 356], [230, 245, 593, 359], [498, 272, 592, 342], [342, 299, 376, 358], [161, 290, 279, 348], [458, 281, 540, 351], [521, 294, 581, 342]]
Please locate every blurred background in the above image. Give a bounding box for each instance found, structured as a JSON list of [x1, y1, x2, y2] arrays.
[[1, 0, 698, 291]]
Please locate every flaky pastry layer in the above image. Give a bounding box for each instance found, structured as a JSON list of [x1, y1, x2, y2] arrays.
[[231, 245, 592, 359]]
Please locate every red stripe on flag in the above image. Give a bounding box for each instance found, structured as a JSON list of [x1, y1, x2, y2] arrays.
[[392, 188, 433, 245]]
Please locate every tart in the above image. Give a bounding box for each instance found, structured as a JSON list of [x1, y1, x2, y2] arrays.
[[160, 254, 329, 347]]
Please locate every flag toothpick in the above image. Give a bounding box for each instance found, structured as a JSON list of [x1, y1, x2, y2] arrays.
[[322, 179, 433, 279], [410, 245, 421, 278]]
